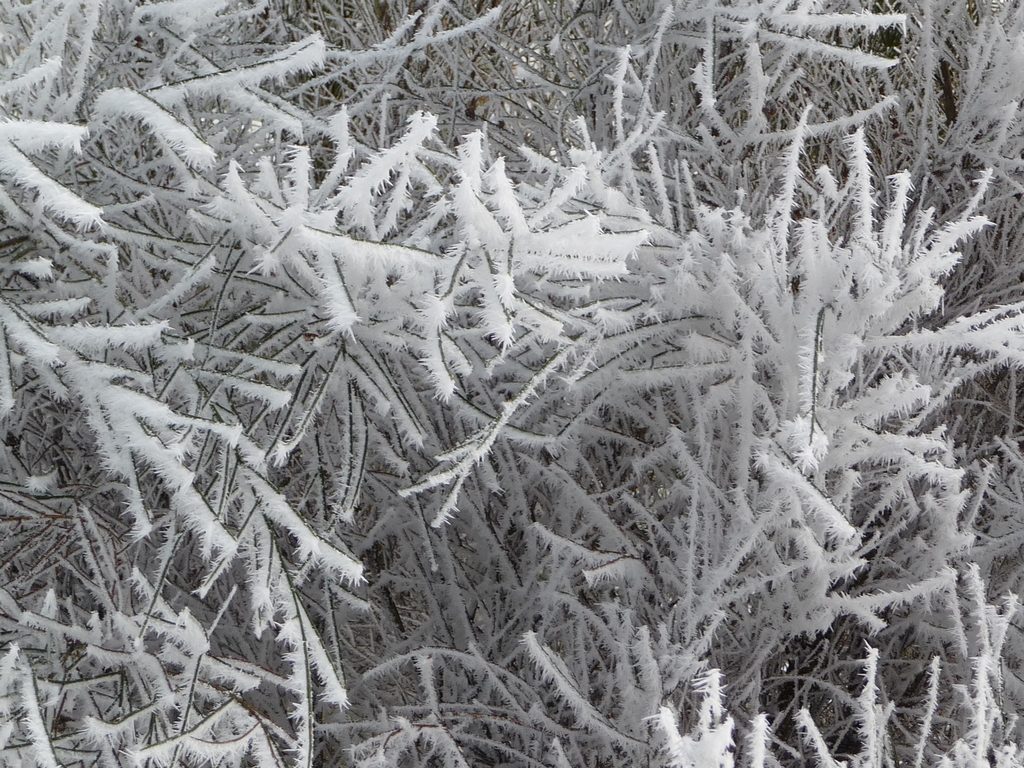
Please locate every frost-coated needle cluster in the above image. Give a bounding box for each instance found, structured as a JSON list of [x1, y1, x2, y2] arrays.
[[3, 0, 1024, 766]]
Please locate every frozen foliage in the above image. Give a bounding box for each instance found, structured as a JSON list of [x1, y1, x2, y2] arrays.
[[2, 0, 1024, 767]]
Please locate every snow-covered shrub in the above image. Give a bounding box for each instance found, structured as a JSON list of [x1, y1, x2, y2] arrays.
[[2, 0, 1024, 767]]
